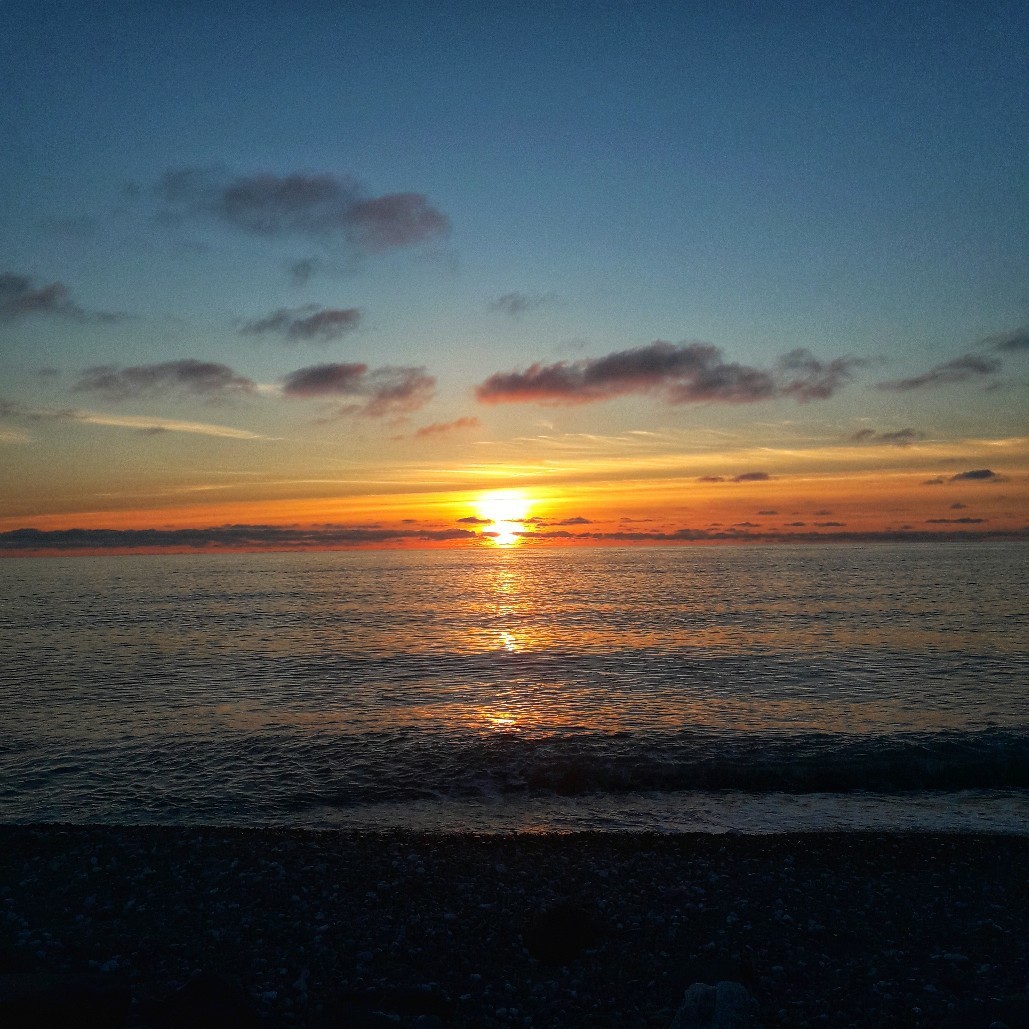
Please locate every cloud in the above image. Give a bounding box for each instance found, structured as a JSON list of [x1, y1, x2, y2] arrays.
[[3, 399, 264, 439], [240, 305, 361, 343], [696, 472, 771, 483], [457, 516, 491, 524], [475, 341, 861, 406], [926, 517, 986, 524], [849, 427, 924, 446], [61, 411, 264, 439], [950, 468, 1007, 482], [282, 362, 435, 418], [290, 258, 321, 286], [0, 524, 478, 553], [487, 291, 557, 318], [414, 416, 480, 438], [157, 168, 449, 254], [877, 353, 1001, 391], [0, 272, 124, 323], [72, 360, 256, 401], [988, 328, 1029, 353]]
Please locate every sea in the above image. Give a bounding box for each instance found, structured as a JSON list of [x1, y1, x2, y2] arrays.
[[1, 542, 1026, 834]]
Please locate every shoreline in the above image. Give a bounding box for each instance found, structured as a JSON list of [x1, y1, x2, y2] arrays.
[[1, 826, 1026, 1027]]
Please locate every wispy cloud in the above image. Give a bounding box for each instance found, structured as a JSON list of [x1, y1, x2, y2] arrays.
[[72, 360, 256, 401], [876, 327, 1028, 392], [239, 305, 361, 343], [157, 168, 449, 254], [414, 416, 480, 438], [476, 341, 861, 406], [8, 402, 264, 439], [65, 411, 266, 439], [849, 427, 924, 446], [0, 272, 124, 323], [877, 354, 1001, 392], [697, 471, 773, 483], [282, 362, 436, 418], [487, 291, 557, 318], [986, 327, 1029, 353]]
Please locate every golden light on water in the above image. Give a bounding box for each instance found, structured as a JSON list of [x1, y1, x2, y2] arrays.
[[475, 488, 533, 547]]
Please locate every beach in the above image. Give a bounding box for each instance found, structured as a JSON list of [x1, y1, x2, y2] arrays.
[[1, 826, 1025, 1027]]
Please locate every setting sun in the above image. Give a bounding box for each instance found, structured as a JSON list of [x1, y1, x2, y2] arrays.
[[474, 489, 533, 546], [475, 490, 532, 524]]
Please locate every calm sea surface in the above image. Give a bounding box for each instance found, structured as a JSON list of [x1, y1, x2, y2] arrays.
[[1, 543, 1026, 832]]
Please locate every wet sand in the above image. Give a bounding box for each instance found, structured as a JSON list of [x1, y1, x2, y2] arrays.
[[1, 826, 1026, 1027]]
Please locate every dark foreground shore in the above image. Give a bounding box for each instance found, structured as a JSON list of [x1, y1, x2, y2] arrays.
[[1, 826, 1026, 1028]]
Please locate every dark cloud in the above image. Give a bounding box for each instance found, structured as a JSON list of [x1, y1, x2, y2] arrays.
[[240, 305, 361, 343], [696, 472, 771, 483], [849, 427, 924, 446], [984, 327, 1029, 353], [475, 341, 860, 406], [757, 509, 778, 515], [814, 521, 845, 527], [950, 503, 966, 510], [877, 353, 1001, 391], [487, 291, 557, 318], [950, 468, 1006, 482], [526, 516, 594, 527], [926, 517, 986, 524], [72, 359, 256, 401], [414, 416, 480, 438], [923, 477, 947, 485], [157, 169, 449, 254], [282, 362, 435, 418], [510, 526, 1028, 544], [0, 272, 124, 323], [0, 525, 477, 553], [457, 516, 491, 525], [290, 258, 321, 286]]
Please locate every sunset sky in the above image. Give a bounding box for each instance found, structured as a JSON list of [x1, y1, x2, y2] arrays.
[[1, 0, 1026, 552]]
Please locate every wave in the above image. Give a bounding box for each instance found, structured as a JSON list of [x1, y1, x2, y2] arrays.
[[3, 727, 1026, 825]]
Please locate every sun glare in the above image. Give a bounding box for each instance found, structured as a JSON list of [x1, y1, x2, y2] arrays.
[[475, 489, 532, 547]]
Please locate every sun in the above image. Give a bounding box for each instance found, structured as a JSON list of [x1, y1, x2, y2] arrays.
[[475, 489, 532, 525], [475, 489, 533, 546]]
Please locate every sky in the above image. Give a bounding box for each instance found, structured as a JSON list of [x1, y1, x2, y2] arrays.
[[1, 0, 1026, 553]]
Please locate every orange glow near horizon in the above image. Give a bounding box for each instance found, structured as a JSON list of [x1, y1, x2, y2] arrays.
[[1, 463, 1027, 557]]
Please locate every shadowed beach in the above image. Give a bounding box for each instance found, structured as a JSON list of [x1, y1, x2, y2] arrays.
[[1, 826, 1026, 1027]]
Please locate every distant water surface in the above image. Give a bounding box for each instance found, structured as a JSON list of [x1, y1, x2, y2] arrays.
[[1, 543, 1026, 832]]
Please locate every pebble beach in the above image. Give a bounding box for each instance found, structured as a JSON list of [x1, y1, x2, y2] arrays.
[[1, 826, 1026, 1027]]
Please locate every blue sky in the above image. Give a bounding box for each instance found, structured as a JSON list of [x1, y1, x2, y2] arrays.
[[1, 0, 1026, 546]]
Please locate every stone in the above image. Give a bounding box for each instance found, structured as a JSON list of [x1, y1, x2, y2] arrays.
[[670, 980, 758, 1028], [523, 902, 605, 964], [150, 971, 261, 1028], [0, 971, 131, 1028]]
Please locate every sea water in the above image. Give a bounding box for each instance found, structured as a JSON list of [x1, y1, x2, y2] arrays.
[[1, 543, 1026, 832]]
